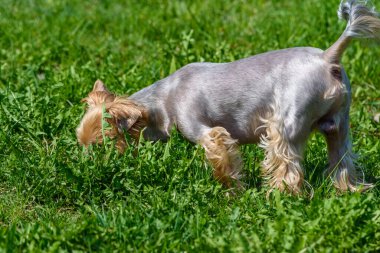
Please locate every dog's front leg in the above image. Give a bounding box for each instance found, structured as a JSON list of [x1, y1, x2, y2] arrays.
[[199, 127, 244, 190]]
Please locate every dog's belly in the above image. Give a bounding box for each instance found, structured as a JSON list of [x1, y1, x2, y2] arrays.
[[202, 107, 269, 144]]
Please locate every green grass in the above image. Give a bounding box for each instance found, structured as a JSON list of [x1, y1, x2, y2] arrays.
[[1, 0, 379, 252]]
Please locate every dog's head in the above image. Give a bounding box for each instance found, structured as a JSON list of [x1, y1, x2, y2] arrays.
[[76, 80, 146, 152]]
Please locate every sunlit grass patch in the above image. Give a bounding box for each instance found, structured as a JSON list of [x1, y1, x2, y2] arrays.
[[0, 0, 379, 251]]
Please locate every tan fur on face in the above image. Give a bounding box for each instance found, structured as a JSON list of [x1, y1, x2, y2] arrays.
[[76, 80, 147, 153], [76, 107, 105, 146], [200, 127, 244, 189]]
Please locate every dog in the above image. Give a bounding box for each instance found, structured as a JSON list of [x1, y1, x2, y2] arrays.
[[77, 0, 379, 194]]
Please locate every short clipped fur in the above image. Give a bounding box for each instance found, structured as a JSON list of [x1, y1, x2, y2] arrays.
[[77, 1, 379, 194]]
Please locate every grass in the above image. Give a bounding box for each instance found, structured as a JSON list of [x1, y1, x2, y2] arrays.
[[0, 0, 379, 252]]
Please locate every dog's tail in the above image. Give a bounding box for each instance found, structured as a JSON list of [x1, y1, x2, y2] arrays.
[[324, 0, 380, 63]]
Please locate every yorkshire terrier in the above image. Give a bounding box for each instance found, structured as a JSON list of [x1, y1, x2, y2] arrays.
[[77, 1, 379, 194]]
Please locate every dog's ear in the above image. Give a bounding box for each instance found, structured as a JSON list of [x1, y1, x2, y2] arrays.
[[81, 80, 115, 107], [106, 98, 143, 132], [92, 79, 109, 92]]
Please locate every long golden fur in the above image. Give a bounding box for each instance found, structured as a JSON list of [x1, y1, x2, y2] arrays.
[[199, 127, 243, 189], [76, 80, 147, 153]]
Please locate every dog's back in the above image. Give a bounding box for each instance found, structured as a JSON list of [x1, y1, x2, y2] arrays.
[[131, 1, 380, 144], [132, 47, 333, 143]]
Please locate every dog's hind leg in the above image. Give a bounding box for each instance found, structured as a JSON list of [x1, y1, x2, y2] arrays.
[[321, 112, 372, 192], [199, 127, 244, 190], [259, 111, 309, 194]]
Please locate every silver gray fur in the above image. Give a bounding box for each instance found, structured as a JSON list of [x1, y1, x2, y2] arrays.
[[130, 0, 379, 147], [131, 48, 329, 144], [339, 0, 380, 39]]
